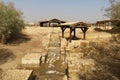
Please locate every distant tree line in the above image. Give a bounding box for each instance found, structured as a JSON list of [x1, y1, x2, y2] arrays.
[[0, 2, 24, 44]]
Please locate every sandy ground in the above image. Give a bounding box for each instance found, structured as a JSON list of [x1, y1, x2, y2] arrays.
[[0, 26, 112, 71]]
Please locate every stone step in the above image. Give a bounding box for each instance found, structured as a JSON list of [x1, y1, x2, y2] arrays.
[[67, 53, 83, 58], [48, 47, 60, 54], [21, 53, 42, 68], [69, 69, 79, 73], [49, 42, 60, 47], [37, 75, 67, 80], [1, 69, 33, 80]]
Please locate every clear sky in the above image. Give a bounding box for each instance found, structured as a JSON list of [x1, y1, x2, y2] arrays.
[[2, 0, 110, 23]]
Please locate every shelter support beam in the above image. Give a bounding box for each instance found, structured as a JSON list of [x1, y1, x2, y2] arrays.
[[81, 27, 88, 40], [69, 27, 73, 42], [61, 27, 66, 38], [69, 27, 76, 42], [73, 28, 76, 37]]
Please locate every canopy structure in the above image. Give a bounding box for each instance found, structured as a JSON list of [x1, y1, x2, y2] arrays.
[[96, 19, 120, 29], [40, 19, 66, 27], [60, 21, 89, 42]]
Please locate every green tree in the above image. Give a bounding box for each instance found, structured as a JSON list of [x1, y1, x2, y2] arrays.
[[0, 2, 24, 44], [104, 0, 120, 27]]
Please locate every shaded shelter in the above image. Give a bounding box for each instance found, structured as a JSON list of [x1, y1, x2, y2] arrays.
[[40, 19, 66, 27], [60, 22, 89, 42], [96, 19, 120, 29]]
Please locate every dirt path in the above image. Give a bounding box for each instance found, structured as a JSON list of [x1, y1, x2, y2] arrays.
[[0, 26, 53, 70]]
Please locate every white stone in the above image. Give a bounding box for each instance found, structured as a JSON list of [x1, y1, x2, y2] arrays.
[[22, 53, 41, 66], [46, 70, 56, 74]]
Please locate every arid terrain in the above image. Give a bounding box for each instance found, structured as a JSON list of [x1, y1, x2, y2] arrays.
[[0, 26, 52, 70], [0, 26, 120, 80]]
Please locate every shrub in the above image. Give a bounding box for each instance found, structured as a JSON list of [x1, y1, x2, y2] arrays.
[[0, 2, 24, 44]]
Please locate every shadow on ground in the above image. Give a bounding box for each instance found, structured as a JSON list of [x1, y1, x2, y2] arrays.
[[0, 49, 16, 65], [6, 33, 31, 45], [66, 35, 81, 41]]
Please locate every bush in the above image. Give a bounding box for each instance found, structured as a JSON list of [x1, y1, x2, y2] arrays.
[[0, 2, 25, 44]]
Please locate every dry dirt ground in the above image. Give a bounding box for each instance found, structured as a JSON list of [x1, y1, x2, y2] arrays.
[[0, 26, 112, 70], [0, 26, 114, 78], [0, 26, 52, 70]]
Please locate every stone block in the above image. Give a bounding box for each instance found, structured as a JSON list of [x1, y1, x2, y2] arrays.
[[49, 42, 60, 47], [1, 69, 33, 80], [21, 53, 41, 67]]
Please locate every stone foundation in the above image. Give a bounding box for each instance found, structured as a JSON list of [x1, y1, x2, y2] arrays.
[[21, 53, 42, 68], [1, 69, 33, 80]]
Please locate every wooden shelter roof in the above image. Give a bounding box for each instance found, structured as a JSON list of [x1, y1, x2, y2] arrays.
[[40, 19, 66, 23], [60, 21, 89, 27]]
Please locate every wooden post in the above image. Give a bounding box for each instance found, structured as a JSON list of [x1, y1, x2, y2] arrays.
[[61, 27, 66, 38], [69, 27, 73, 42], [83, 32, 86, 40], [73, 28, 76, 37], [81, 27, 88, 40]]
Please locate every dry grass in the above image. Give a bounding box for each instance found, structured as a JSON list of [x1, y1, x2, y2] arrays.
[[79, 40, 120, 80]]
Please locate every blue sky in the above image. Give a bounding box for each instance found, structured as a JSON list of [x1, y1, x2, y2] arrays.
[[2, 0, 110, 22]]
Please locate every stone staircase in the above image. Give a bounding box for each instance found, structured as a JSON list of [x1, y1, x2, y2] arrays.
[[34, 28, 67, 80]]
